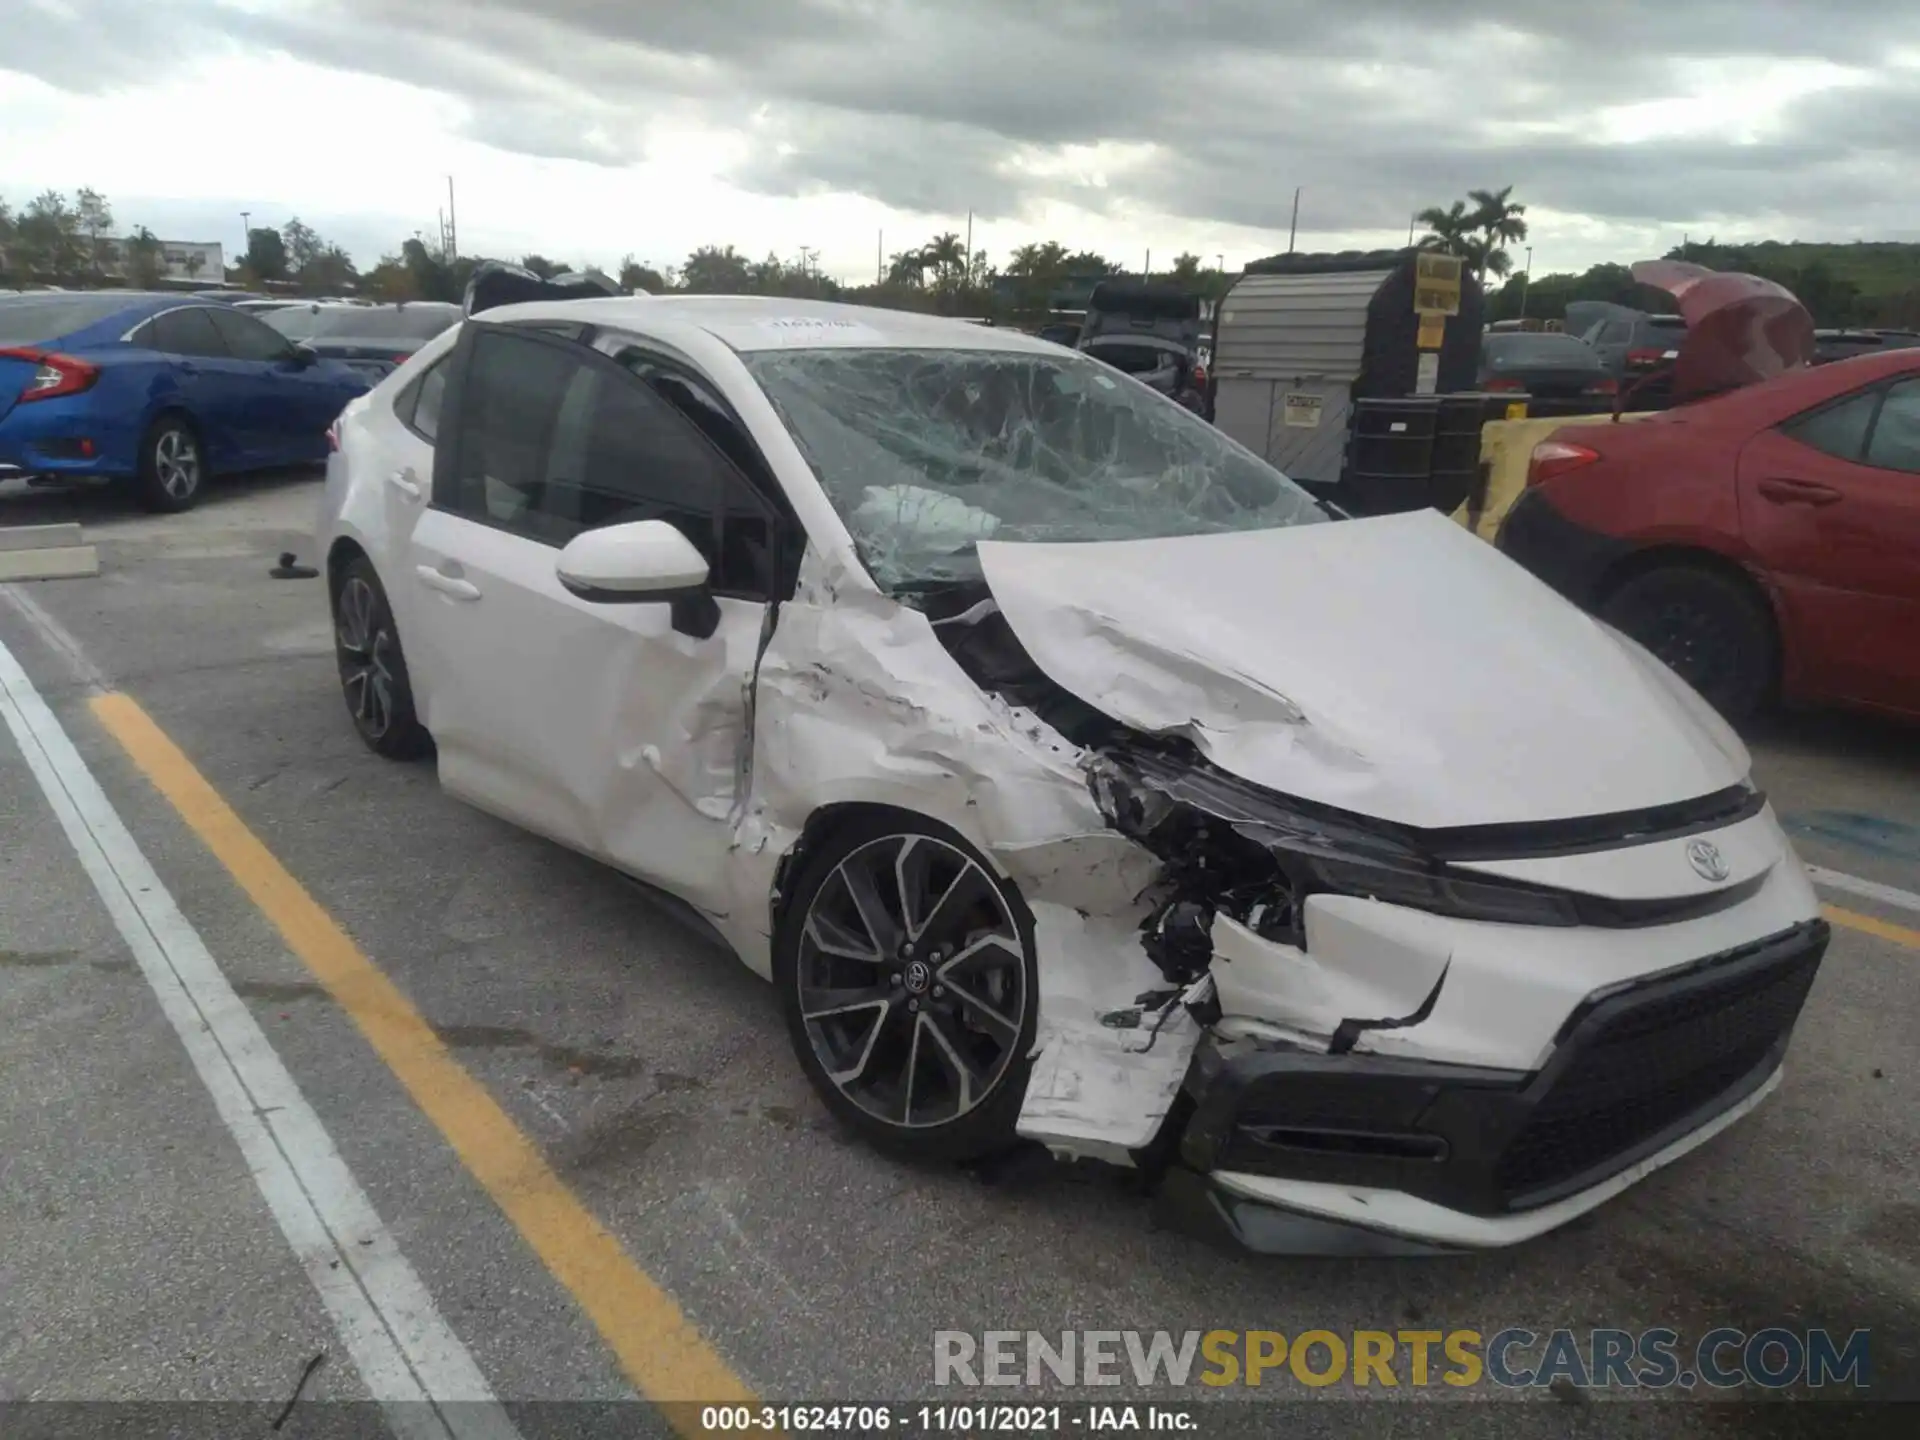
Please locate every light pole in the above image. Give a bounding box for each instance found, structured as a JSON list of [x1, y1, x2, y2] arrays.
[[239, 211, 251, 265], [1518, 245, 1534, 319]]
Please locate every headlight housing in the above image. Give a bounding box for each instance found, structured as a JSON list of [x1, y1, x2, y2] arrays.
[[1091, 748, 1582, 934]]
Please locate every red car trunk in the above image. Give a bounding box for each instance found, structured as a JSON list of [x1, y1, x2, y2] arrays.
[[1630, 260, 1816, 403]]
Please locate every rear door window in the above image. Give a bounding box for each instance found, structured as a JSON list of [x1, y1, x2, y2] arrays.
[[396, 358, 449, 442], [149, 308, 231, 358], [208, 307, 294, 361], [1784, 390, 1880, 462], [1864, 378, 1920, 474]]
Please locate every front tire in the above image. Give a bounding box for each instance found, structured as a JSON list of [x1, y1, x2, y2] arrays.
[[332, 556, 430, 759], [1599, 564, 1776, 723], [775, 813, 1039, 1163], [136, 416, 204, 512]]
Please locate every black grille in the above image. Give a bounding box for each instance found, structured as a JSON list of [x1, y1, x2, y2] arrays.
[[1495, 935, 1824, 1202]]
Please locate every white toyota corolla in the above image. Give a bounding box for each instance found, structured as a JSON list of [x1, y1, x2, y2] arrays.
[[314, 292, 1828, 1254]]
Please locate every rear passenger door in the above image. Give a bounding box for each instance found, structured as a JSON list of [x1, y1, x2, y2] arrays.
[[206, 305, 343, 463], [405, 322, 790, 914], [135, 307, 247, 470], [1738, 377, 1920, 712]]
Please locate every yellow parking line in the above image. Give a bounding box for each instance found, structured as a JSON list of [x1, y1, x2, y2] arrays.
[[1825, 903, 1920, 951], [89, 693, 755, 1424]]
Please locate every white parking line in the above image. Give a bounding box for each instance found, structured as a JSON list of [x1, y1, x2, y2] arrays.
[[0, 632, 520, 1440], [1807, 864, 1920, 919]]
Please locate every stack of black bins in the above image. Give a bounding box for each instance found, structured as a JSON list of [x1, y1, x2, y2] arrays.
[[1342, 394, 1492, 517]]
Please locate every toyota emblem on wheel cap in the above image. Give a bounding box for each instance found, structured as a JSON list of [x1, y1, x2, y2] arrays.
[[1686, 838, 1731, 883], [902, 959, 933, 994]]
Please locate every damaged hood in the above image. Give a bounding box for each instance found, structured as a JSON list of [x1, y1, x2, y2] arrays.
[[1631, 259, 1814, 400], [976, 511, 1746, 829]]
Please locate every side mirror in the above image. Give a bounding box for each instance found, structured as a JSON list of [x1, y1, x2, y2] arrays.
[[288, 344, 319, 368], [556, 519, 718, 637]]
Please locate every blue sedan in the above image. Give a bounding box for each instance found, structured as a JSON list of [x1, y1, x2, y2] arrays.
[[0, 290, 370, 511]]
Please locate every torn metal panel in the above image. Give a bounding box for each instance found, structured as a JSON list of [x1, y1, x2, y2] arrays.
[[1016, 904, 1201, 1163], [1208, 900, 1451, 1051], [721, 543, 1144, 972], [978, 509, 1747, 829]]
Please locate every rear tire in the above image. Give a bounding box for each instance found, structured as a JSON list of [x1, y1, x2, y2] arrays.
[[774, 812, 1038, 1164], [135, 415, 204, 513], [1599, 564, 1776, 723], [332, 555, 431, 759]]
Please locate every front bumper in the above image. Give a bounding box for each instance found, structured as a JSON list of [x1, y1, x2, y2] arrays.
[[1152, 917, 1828, 1252]]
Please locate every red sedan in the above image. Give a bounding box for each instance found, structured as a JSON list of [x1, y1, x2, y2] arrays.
[[1498, 346, 1920, 723]]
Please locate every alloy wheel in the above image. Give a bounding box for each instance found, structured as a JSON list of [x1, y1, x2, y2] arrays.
[[154, 429, 200, 501], [796, 834, 1027, 1129], [336, 576, 396, 740]]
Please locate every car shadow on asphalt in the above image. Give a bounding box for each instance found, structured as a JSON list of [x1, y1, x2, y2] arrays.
[[0, 466, 325, 528]]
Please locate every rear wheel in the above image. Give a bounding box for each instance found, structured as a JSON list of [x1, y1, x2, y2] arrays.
[[333, 555, 430, 759], [775, 814, 1038, 1163], [135, 416, 204, 512], [1599, 564, 1776, 723]]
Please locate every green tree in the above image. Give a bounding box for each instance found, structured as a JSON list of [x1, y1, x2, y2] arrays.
[[74, 187, 114, 278], [122, 227, 164, 289], [520, 254, 568, 279], [679, 244, 753, 293], [244, 226, 289, 281], [1416, 199, 1478, 259], [15, 191, 88, 282], [1169, 252, 1203, 283], [923, 232, 967, 291], [282, 218, 324, 273], [300, 244, 358, 297], [1467, 185, 1528, 282], [617, 255, 666, 292], [400, 237, 460, 301], [885, 248, 927, 287], [363, 253, 418, 301]]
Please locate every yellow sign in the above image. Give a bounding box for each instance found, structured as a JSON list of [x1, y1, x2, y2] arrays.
[[1414, 252, 1463, 316], [1417, 313, 1446, 350]]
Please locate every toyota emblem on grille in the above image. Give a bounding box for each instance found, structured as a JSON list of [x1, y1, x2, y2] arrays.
[[1686, 838, 1731, 883]]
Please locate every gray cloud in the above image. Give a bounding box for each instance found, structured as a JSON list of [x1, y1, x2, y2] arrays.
[[9, 0, 1920, 259]]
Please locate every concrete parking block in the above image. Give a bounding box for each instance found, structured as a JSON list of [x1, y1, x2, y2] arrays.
[[0, 522, 85, 553], [0, 544, 100, 581]]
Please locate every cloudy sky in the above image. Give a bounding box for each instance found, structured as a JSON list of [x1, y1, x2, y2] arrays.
[[5, 0, 1919, 283]]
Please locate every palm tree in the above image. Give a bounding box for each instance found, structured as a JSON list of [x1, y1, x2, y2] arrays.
[[923, 232, 967, 289], [885, 249, 927, 287], [1468, 186, 1528, 283], [1416, 200, 1476, 257]]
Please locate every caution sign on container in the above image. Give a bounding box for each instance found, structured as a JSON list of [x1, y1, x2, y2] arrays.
[[1414, 253, 1463, 316]]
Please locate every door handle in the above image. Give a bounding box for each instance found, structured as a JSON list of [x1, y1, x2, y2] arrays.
[[387, 468, 423, 500], [415, 564, 480, 601], [1757, 477, 1842, 506]]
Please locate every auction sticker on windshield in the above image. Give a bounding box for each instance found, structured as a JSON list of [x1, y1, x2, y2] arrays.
[[1282, 393, 1323, 427]]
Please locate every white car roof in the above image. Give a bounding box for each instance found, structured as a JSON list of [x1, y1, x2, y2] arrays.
[[475, 294, 1059, 356]]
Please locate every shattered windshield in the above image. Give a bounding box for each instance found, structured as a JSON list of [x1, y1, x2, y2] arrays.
[[743, 346, 1324, 589]]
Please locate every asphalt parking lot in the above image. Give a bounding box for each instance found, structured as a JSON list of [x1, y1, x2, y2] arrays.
[[2, 471, 1918, 1439]]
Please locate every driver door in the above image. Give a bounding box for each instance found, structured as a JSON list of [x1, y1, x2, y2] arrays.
[[407, 322, 788, 916]]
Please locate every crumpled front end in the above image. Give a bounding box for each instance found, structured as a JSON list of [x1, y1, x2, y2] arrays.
[[880, 542, 1826, 1253], [1081, 742, 1829, 1251], [731, 529, 1827, 1254]]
